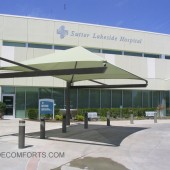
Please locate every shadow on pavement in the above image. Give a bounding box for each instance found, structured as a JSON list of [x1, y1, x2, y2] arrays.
[[26, 124, 147, 146], [52, 156, 129, 170]]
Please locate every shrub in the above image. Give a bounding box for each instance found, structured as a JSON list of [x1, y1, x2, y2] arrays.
[[43, 114, 52, 119], [55, 114, 63, 121], [28, 109, 38, 120], [0, 102, 6, 119], [110, 108, 120, 118], [55, 108, 60, 115], [26, 107, 156, 120], [77, 107, 156, 119], [75, 114, 84, 121], [100, 116, 107, 121], [99, 108, 109, 117]]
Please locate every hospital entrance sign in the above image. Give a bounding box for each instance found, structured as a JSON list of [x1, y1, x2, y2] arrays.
[[39, 99, 55, 119]]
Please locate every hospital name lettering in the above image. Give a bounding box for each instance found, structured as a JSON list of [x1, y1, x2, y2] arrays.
[[70, 31, 142, 44]]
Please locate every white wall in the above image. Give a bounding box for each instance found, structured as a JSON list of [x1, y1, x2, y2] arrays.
[[0, 14, 170, 90], [0, 14, 170, 55]]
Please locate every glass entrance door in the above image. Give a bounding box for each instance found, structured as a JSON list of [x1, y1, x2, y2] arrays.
[[2, 95, 15, 117]]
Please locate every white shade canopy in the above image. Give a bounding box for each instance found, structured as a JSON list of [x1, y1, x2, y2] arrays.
[[0, 46, 147, 87]]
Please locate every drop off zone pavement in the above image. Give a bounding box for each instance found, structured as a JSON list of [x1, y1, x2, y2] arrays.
[[0, 119, 170, 170]]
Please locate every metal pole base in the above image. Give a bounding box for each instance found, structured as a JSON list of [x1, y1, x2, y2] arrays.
[[154, 113, 157, 123], [107, 112, 110, 126], [84, 112, 88, 129], [62, 114, 67, 133], [18, 120, 25, 149], [40, 118, 45, 139], [130, 114, 134, 124], [107, 119, 110, 126]]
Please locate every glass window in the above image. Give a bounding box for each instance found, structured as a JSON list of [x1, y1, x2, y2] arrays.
[[102, 49, 122, 55], [163, 91, 169, 108], [160, 54, 165, 59], [70, 89, 77, 109], [101, 90, 111, 108], [2, 86, 15, 94], [54, 45, 72, 50], [144, 53, 160, 59], [124, 51, 143, 57], [52, 88, 64, 109], [149, 91, 152, 107], [153, 91, 160, 107], [85, 48, 100, 53], [132, 90, 142, 107], [3, 41, 26, 47], [112, 90, 122, 108], [165, 91, 170, 116], [28, 43, 52, 49], [143, 91, 149, 107], [16, 87, 26, 118], [143, 91, 156, 108], [160, 91, 169, 116], [39, 88, 52, 99], [90, 89, 100, 108], [165, 55, 170, 60], [78, 89, 89, 108], [123, 90, 132, 108], [26, 87, 38, 110]]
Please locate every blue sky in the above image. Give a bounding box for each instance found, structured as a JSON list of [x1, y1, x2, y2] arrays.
[[0, 0, 170, 34]]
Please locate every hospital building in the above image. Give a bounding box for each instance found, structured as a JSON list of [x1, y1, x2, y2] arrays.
[[0, 14, 170, 118]]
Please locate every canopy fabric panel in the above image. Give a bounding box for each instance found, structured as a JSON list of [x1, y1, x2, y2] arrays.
[[1, 46, 106, 71], [0, 46, 147, 86], [56, 62, 143, 83]]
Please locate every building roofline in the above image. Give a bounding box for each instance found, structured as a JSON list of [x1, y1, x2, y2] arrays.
[[0, 13, 170, 37]]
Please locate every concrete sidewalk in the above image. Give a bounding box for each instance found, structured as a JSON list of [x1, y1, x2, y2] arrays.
[[0, 119, 170, 170]]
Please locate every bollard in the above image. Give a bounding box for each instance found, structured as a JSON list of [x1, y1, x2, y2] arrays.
[[84, 112, 88, 129], [18, 120, 25, 149], [107, 111, 110, 126], [40, 118, 45, 139], [130, 114, 134, 124], [154, 112, 157, 123], [62, 113, 67, 133]]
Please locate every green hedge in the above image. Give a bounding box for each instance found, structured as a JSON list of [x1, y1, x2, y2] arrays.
[[0, 102, 6, 119], [100, 116, 107, 121], [55, 114, 63, 121], [77, 108, 156, 119], [75, 114, 84, 121], [27, 108, 60, 120], [27, 107, 156, 120], [27, 109, 38, 120]]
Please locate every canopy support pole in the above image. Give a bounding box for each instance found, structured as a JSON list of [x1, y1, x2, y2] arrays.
[[66, 82, 71, 126]]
